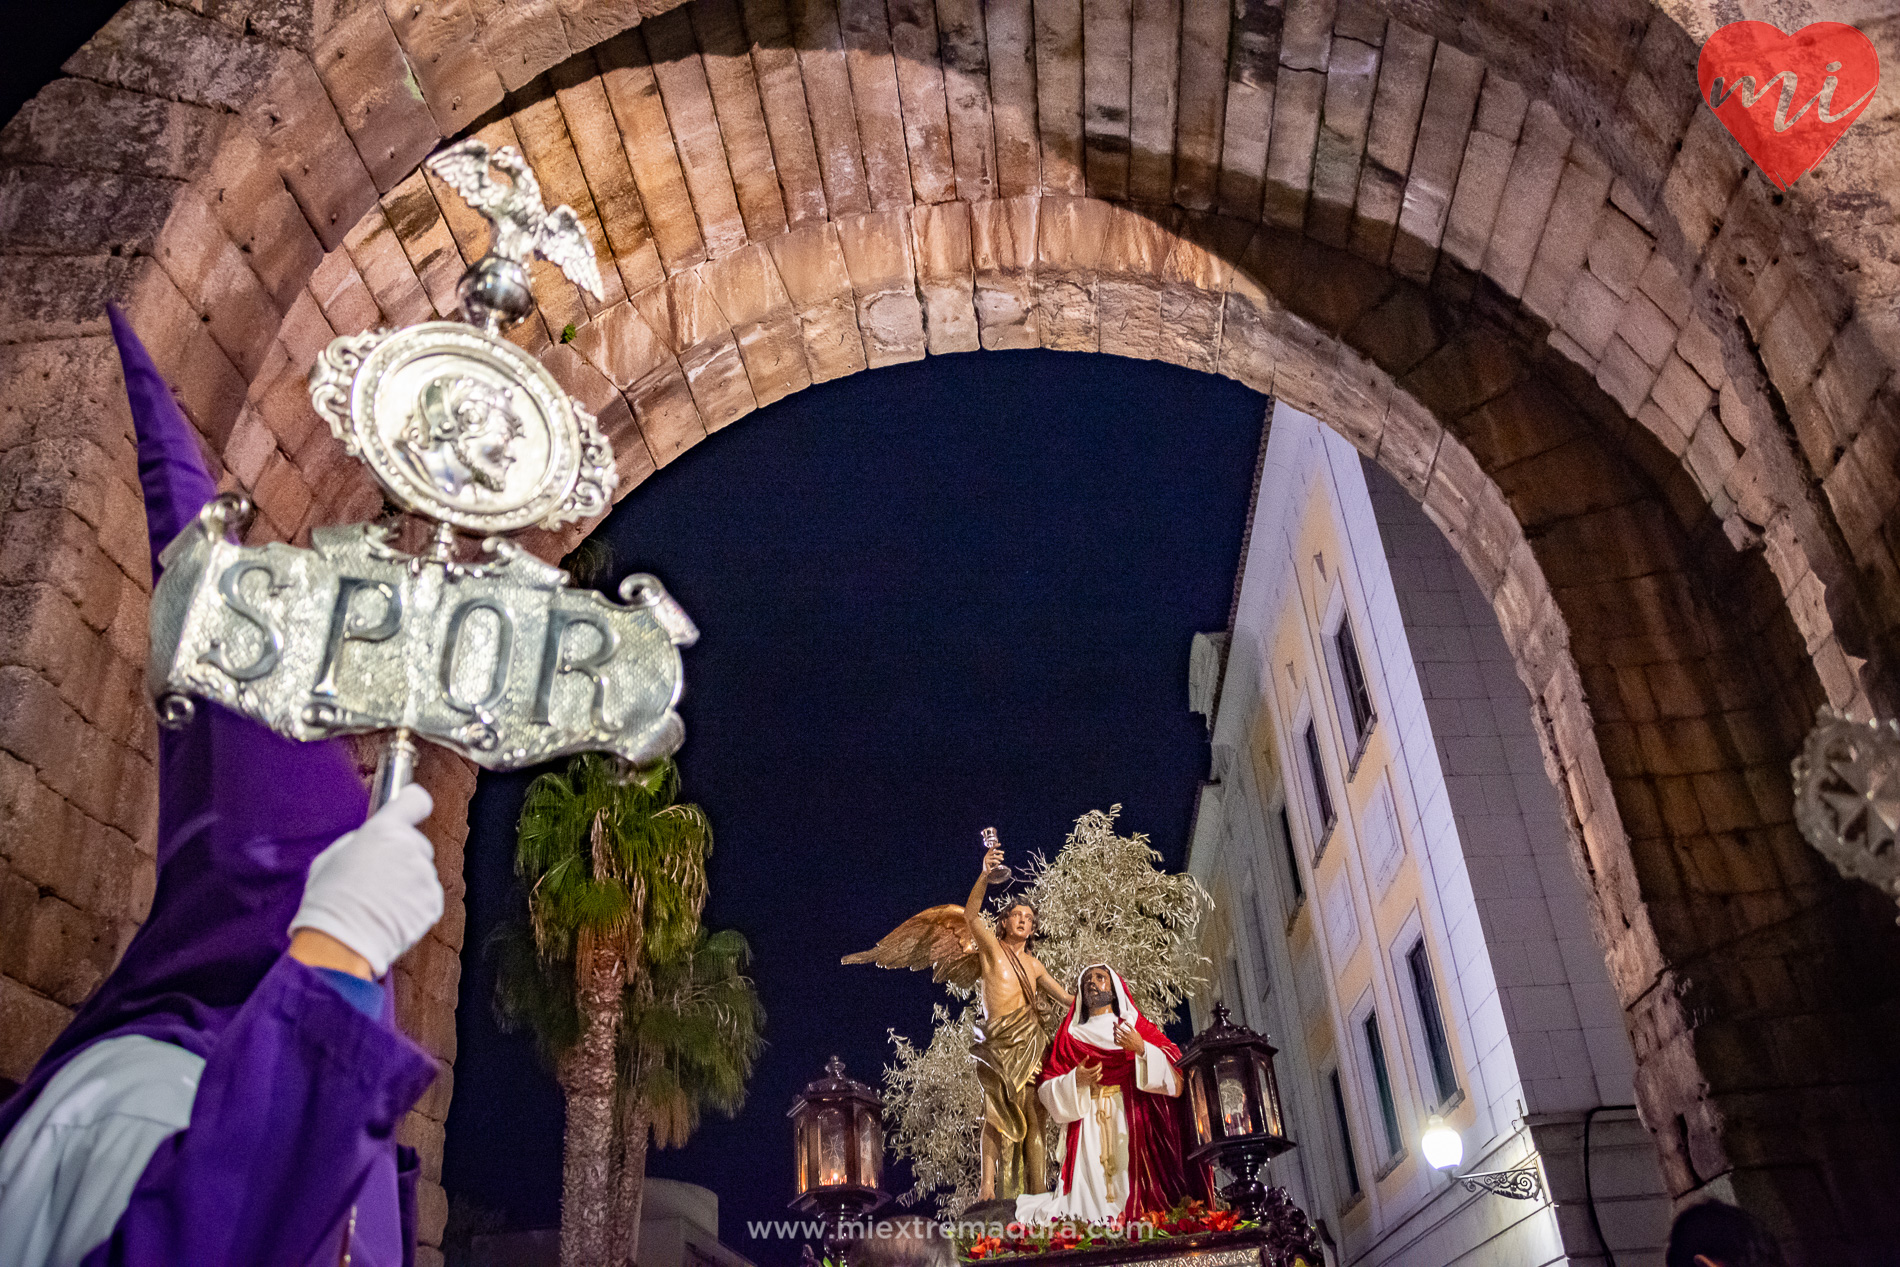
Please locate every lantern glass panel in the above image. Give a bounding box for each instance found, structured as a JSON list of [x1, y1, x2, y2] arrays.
[[1253, 1053, 1283, 1137], [856, 1105, 882, 1188], [1215, 1054, 1251, 1137], [1188, 1065, 1214, 1146], [818, 1105, 849, 1188], [796, 1113, 819, 1195]]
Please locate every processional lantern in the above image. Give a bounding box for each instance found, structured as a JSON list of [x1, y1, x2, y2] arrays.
[[790, 1056, 886, 1217], [1179, 1002, 1295, 1219], [147, 139, 696, 808]]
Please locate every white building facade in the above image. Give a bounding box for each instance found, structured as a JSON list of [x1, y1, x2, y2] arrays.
[[1186, 404, 1671, 1267]]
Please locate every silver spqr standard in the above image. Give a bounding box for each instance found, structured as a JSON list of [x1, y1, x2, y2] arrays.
[[149, 139, 697, 804]]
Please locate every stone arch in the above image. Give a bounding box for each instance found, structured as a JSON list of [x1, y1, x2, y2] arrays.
[[5, 0, 1900, 1262]]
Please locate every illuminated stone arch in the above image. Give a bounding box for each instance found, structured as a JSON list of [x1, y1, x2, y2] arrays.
[[4, 0, 1900, 1261]]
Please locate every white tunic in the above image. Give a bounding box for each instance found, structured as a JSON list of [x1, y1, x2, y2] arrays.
[[1013, 1012, 1180, 1225]]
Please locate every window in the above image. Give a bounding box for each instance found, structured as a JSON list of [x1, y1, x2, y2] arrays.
[[1363, 1013, 1403, 1160], [1408, 939, 1460, 1105], [1302, 720, 1335, 848], [1278, 805, 1305, 905], [1332, 613, 1376, 751], [1328, 1069, 1361, 1197]]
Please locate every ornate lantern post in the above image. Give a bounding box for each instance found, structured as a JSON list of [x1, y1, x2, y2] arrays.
[[1178, 1003, 1297, 1218], [790, 1057, 887, 1264]]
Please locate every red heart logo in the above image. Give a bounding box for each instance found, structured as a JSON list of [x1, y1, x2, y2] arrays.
[[1698, 21, 1879, 190]]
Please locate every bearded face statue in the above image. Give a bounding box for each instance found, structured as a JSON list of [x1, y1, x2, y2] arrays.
[[406, 375, 522, 497]]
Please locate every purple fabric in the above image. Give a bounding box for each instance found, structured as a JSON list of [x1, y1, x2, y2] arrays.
[[0, 308, 437, 1264], [76, 958, 435, 1267]]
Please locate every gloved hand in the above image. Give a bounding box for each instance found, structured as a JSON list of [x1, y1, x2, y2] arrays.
[[289, 783, 443, 978]]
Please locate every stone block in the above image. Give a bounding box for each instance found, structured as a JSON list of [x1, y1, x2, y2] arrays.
[[1033, 0, 1086, 196], [1307, 36, 1379, 246], [1675, 319, 1725, 390], [969, 196, 1040, 351], [628, 363, 707, 468], [380, 172, 466, 318], [683, 0, 790, 239], [1170, 0, 1229, 210], [476, 0, 572, 93], [1556, 271, 1623, 362], [0, 744, 152, 923], [1261, 67, 1323, 231], [1651, 354, 1714, 437], [1378, 389, 1442, 498], [786, 0, 872, 218], [344, 208, 435, 328], [417, 1177, 450, 1250], [1757, 284, 1834, 397], [308, 246, 383, 336], [1522, 158, 1612, 322], [63, 0, 276, 111], [155, 185, 286, 382], [832, 0, 915, 210], [549, 69, 663, 294], [0, 165, 180, 257], [2, 79, 226, 180], [0, 972, 71, 1084], [246, 52, 382, 252], [392, 964, 457, 1063], [910, 203, 979, 356], [1392, 42, 1483, 281], [1616, 293, 1677, 372], [1481, 99, 1571, 299], [737, 0, 830, 224], [315, 4, 441, 193], [835, 209, 925, 367], [1586, 207, 1654, 301], [398, 1111, 448, 1183], [882, 0, 957, 206], [572, 300, 673, 393], [644, 12, 750, 259], [385, 0, 507, 136], [595, 32, 708, 274], [1439, 130, 1512, 272]]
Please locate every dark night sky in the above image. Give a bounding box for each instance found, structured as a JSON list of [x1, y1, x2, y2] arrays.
[[443, 349, 1268, 1259]]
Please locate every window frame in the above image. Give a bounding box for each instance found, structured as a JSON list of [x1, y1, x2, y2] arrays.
[[1349, 992, 1408, 1177], [1300, 714, 1336, 856], [1276, 802, 1305, 910], [1327, 1066, 1363, 1200], [1406, 935, 1462, 1108], [1321, 588, 1378, 778]]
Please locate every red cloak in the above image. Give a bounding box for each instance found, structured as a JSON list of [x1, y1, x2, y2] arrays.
[[1038, 965, 1190, 1219]]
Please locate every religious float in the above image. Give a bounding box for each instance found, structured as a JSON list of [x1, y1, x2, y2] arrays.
[[806, 820, 1327, 1267]]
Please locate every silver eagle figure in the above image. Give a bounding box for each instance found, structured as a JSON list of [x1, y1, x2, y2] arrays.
[[426, 139, 604, 331]]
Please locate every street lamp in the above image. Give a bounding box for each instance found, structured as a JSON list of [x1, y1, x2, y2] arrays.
[[1178, 1002, 1296, 1218], [790, 1056, 887, 1265], [1421, 1113, 1544, 1200], [1421, 1115, 1463, 1170]]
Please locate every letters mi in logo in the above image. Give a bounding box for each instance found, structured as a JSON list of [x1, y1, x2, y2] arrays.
[[1699, 21, 1879, 190]]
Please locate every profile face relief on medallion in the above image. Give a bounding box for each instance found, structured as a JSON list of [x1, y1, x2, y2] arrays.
[[306, 138, 615, 535]]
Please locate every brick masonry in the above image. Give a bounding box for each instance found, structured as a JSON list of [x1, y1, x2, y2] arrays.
[[5, 1, 1900, 1262]]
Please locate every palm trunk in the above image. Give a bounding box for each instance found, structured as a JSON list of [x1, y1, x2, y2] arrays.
[[608, 1096, 652, 1266], [559, 937, 625, 1267]]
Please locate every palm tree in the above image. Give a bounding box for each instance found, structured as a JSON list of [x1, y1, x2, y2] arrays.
[[608, 928, 766, 1264], [508, 754, 711, 1267]]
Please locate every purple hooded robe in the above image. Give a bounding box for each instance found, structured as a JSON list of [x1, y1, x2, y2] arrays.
[[0, 308, 440, 1265]]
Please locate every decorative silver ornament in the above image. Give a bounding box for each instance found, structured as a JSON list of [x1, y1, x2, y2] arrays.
[[151, 141, 690, 807], [150, 494, 694, 772], [308, 323, 615, 534], [1793, 706, 1900, 913]]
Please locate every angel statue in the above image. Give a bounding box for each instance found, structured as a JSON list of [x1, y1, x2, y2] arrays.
[[843, 831, 1074, 1201], [425, 138, 604, 330]]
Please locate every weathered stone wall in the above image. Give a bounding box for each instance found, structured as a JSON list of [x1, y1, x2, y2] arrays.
[[4, 0, 1900, 1263]]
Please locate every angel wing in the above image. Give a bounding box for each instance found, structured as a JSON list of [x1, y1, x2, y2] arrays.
[[536, 204, 604, 300], [425, 139, 512, 219], [841, 904, 982, 992]]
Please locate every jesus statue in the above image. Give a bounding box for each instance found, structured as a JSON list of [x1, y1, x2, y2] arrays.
[[1014, 964, 1190, 1225]]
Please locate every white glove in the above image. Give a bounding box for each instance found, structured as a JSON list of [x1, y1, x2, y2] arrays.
[[290, 783, 443, 978]]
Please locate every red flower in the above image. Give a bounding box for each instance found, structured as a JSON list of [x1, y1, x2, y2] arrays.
[[966, 1236, 1002, 1260], [1206, 1210, 1240, 1232]]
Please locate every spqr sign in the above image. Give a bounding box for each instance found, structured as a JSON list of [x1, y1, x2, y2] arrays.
[[149, 496, 697, 770]]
